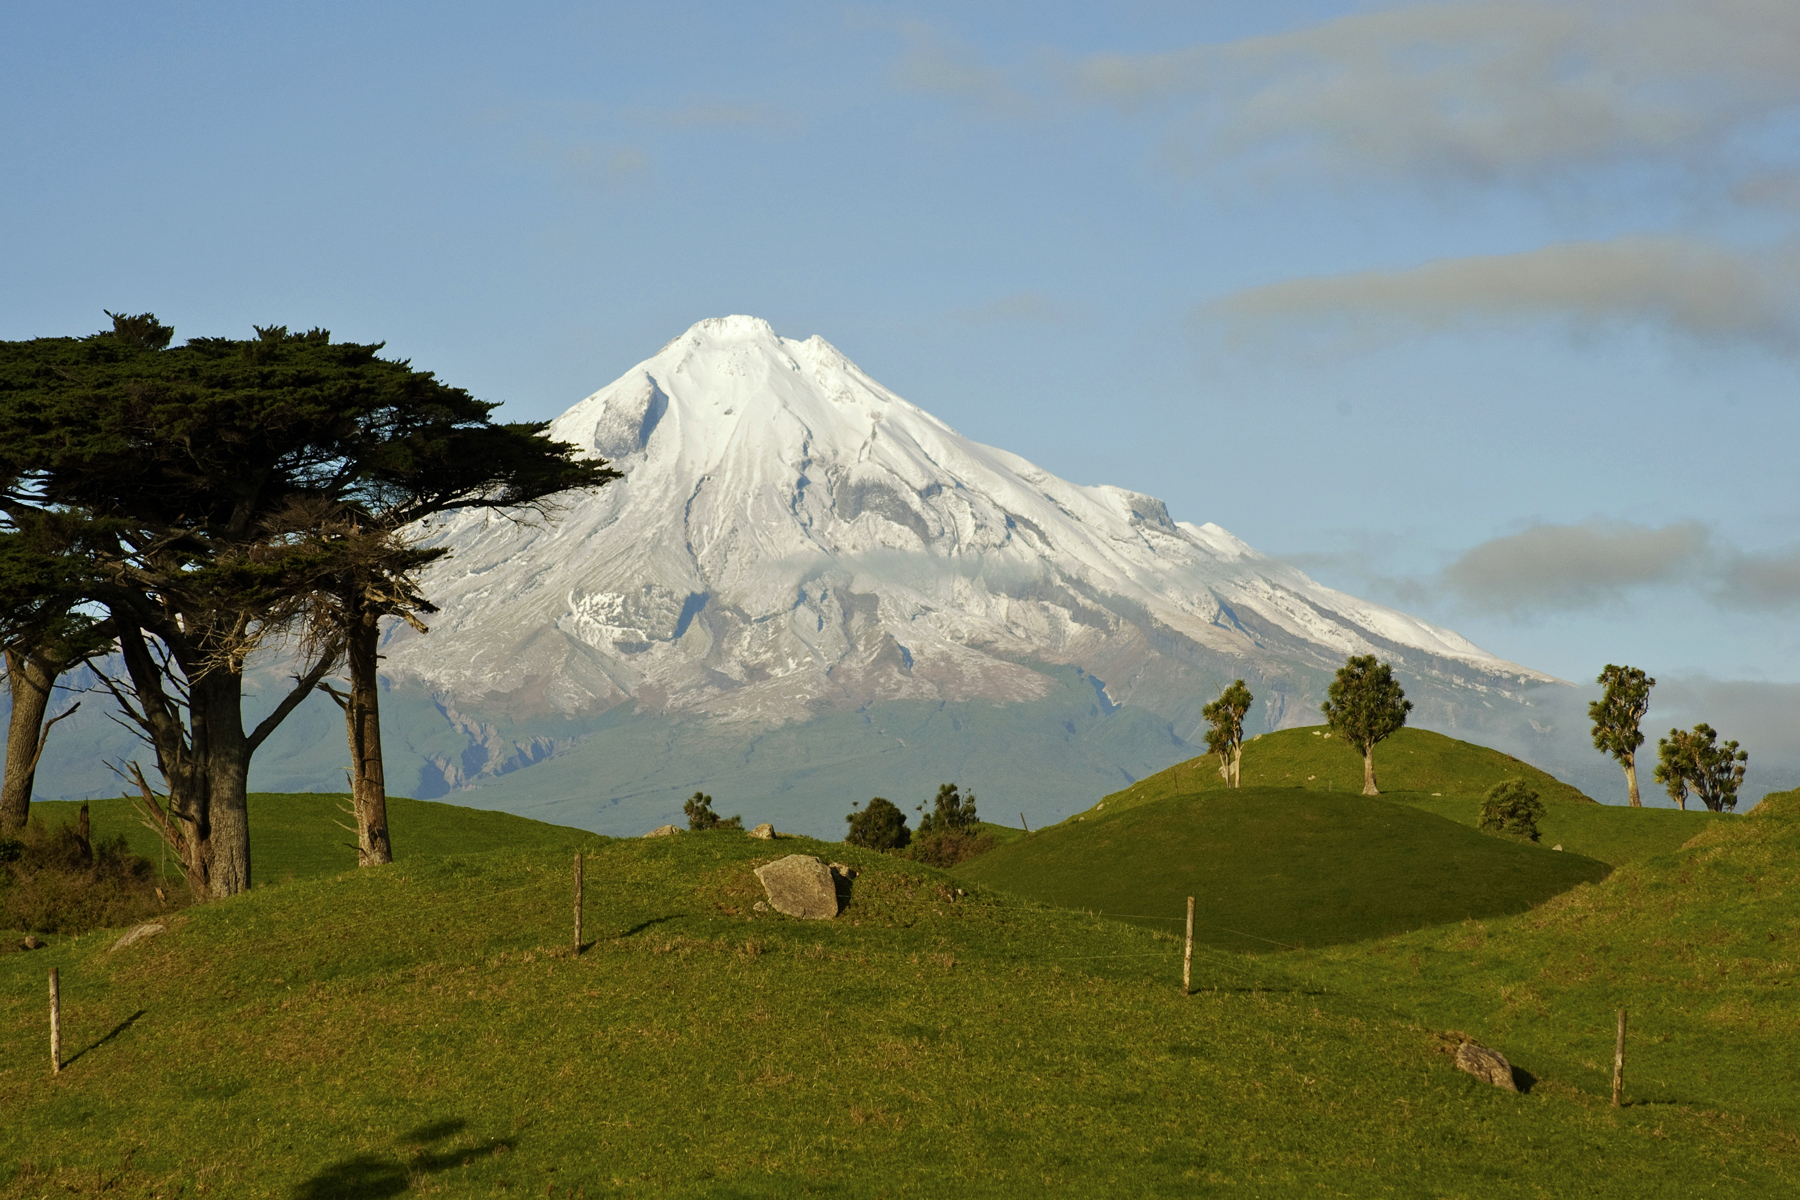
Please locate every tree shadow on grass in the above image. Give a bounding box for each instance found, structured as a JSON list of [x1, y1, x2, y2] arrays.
[[62, 1010, 146, 1068], [292, 1118, 513, 1199], [618, 914, 678, 938]]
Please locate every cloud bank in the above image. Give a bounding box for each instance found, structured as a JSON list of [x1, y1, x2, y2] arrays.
[[1073, 0, 1800, 184], [1206, 236, 1799, 351]]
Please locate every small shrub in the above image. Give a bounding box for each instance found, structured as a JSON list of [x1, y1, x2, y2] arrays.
[[916, 783, 978, 837], [846, 797, 910, 851], [1479, 779, 1545, 843], [904, 828, 997, 868], [0, 816, 178, 935], [684, 792, 742, 831]]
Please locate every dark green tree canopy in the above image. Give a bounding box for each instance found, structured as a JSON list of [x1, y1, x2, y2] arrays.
[[846, 797, 911, 851], [1321, 655, 1411, 752], [1479, 779, 1545, 842], [684, 791, 742, 831], [917, 783, 978, 836], [1654, 724, 1748, 812], [1590, 664, 1654, 761]]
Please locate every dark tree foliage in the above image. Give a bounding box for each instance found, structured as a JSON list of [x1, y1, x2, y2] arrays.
[[1202, 678, 1253, 789], [917, 783, 978, 836], [684, 791, 742, 831], [1321, 655, 1412, 796], [1654, 724, 1748, 812], [906, 783, 992, 867], [1479, 779, 1545, 842], [1590, 664, 1654, 808], [0, 314, 615, 894], [845, 797, 910, 851]]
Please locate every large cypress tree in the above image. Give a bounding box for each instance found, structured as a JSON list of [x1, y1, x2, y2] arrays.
[[0, 315, 614, 892]]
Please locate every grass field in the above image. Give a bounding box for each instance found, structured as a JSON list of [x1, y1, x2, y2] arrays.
[[953, 790, 1612, 949], [1, 776, 1792, 1197], [4, 819, 1797, 1198], [28, 794, 593, 887]]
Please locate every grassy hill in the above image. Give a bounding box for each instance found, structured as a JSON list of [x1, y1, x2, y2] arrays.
[[28, 794, 591, 887], [1090, 726, 1728, 867], [954, 789, 1612, 949], [1109, 725, 1598, 808], [2, 800, 1796, 1196]]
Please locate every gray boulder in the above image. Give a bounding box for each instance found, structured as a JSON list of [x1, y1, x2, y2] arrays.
[[1455, 1041, 1518, 1091], [753, 855, 839, 919], [748, 823, 775, 840], [645, 824, 682, 838]]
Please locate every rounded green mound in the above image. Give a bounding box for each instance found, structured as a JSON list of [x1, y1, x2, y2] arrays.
[[954, 789, 1610, 950]]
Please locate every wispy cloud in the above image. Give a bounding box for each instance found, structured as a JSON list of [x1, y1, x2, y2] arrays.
[[1072, 1, 1800, 185], [1440, 520, 1712, 614], [1204, 235, 1800, 352], [952, 292, 1081, 326], [1299, 518, 1800, 618]]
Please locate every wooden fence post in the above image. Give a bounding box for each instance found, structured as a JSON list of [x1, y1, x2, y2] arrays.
[[1019, 812, 1029, 834], [1183, 896, 1195, 996], [49, 968, 61, 1075], [1612, 1008, 1627, 1107], [573, 852, 584, 955]]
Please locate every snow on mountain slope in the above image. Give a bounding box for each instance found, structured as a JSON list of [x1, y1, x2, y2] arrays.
[[380, 315, 1556, 743]]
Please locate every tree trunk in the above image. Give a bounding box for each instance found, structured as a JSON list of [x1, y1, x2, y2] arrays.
[[115, 622, 213, 900], [1362, 746, 1379, 795], [345, 615, 393, 866], [1230, 744, 1242, 789], [1622, 754, 1642, 808], [0, 647, 54, 832], [196, 667, 252, 898]]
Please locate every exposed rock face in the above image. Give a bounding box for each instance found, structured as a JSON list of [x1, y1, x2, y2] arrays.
[[645, 824, 681, 838], [753, 855, 840, 919], [748, 823, 775, 839], [1455, 1041, 1519, 1091]]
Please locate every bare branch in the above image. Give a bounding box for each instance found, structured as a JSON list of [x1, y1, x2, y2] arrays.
[[246, 638, 344, 753], [24, 701, 81, 778]]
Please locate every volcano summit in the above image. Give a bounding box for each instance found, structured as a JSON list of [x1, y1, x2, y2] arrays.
[[338, 315, 1576, 834]]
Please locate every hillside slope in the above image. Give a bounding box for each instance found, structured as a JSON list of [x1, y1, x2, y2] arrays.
[[1104, 725, 1597, 810], [956, 790, 1610, 949], [3, 818, 1794, 1195]]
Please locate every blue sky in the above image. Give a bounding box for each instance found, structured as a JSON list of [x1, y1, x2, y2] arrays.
[[7, 1, 1800, 746]]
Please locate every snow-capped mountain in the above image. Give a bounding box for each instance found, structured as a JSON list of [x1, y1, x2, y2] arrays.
[[380, 316, 1557, 755]]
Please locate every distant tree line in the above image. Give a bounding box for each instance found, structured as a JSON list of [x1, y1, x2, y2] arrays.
[[0, 312, 618, 897], [846, 783, 990, 866]]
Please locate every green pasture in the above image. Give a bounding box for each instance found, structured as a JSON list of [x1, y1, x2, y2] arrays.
[[954, 789, 1613, 949], [4, 818, 1796, 1197], [29, 794, 590, 887]]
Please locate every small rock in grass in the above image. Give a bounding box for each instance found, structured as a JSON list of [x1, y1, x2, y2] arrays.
[[110, 923, 166, 953], [753, 900, 768, 913], [1552, 844, 1563, 851], [827, 862, 857, 879], [1455, 1041, 1519, 1092], [754, 855, 839, 920], [645, 824, 682, 838], [748, 823, 775, 839], [21, 935, 42, 951]]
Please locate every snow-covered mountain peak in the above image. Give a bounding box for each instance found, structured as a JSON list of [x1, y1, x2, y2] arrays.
[[389, 317, 1558, 736]]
